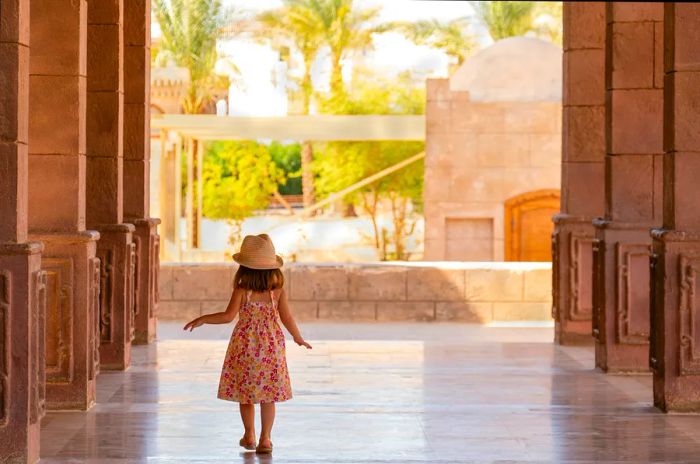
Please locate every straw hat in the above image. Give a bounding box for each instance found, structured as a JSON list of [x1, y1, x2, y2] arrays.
[[232, 234, 284, 270]]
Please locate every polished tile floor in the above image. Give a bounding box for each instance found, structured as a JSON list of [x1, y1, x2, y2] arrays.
[[41, 323, 700, 463]]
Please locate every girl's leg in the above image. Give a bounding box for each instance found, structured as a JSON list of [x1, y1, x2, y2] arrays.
[[239, 403, 256, 443], [259, 402, 275, 447]]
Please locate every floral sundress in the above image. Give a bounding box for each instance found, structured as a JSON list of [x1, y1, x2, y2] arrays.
[[217, 289, 293, 404]]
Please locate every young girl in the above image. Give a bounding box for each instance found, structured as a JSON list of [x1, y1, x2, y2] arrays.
[[183, 234, 312, 454]]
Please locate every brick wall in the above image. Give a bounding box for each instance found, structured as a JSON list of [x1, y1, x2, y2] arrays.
[[158, 262, 553, 322]]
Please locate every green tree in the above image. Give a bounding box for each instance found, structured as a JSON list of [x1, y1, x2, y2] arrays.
[[201, 141, 285, 220], [314, 74, 425, 260], [269, 142, 302, 196], [470, 1, 536, 41], [153, 0, 231, 113], [389, 18, 476, 71]]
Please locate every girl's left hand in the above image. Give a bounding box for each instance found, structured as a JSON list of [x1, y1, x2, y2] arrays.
[[294, 336, 312, 349], [183, 317, 203, 332]]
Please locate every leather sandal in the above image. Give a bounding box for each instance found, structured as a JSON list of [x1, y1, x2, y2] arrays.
[[239, 437, 256, 450], [255, 441, 273, 454]]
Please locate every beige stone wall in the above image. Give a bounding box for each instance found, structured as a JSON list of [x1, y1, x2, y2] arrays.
[[158, 262, 553, 322], [424, 78, 561, 261]]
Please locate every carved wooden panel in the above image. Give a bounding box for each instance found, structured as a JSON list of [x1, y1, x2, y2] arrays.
[[89, 257, 101, 380], [97, 248, 113, 343], [30, 270, 47, 425], [44, 258, 73, 384], [0, 271, 10, 427], [615, 243, 651, 345], [569, 233, 594, 321], [679, 254, 700, 375], [128, 241, 137, 341]]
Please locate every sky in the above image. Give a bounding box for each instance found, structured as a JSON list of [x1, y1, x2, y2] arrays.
[[155, 1, 488, 116]]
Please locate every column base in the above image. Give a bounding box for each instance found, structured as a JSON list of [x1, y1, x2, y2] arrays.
[[127, 217, 160, 345], [552, 214, 595, 345], [95, 224, 136, 370], [651, 229, 700, 412], [31, 231, 101, 410], [593, 220, 652, 373], [0, 242, 44, 463]]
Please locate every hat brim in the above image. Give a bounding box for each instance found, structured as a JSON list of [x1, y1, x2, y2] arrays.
[[232, 253, 284, 270]]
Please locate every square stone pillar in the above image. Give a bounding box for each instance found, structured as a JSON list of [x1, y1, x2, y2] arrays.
[[552, 2, 605, 345], [130, 218, 160, 344], [124, 0, 160, 344], [0, 1, 46, 461], [651, 3, 700, 412], [29, 0, 101, 410], [0, 244, 45, 464], [593, 2, 664, 372], [86, 0, 137, 370]]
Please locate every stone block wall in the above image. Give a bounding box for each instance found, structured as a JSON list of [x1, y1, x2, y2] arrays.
[[424, 79, 561, 261], [158, 262, 553, 322]]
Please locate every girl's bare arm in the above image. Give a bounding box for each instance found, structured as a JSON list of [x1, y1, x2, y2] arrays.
[[183, 287, 243, 331], [277, 288, 312, 349]]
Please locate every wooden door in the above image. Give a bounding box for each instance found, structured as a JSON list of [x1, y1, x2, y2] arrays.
[[504, 189, 560, 262]]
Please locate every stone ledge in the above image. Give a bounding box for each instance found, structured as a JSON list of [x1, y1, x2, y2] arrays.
[[158, 263, 553, 323]]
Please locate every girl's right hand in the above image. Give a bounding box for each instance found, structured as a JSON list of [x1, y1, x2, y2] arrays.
[[183, 317, 203, 332], [294, 336, 312, 349]]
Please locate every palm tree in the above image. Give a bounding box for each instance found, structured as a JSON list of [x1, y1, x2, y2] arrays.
[[153, 0, 231, 114], [258, 3, 324, 115], [326, 0, 380, 97], [389, 18, 476, 72], [285, 0, 379, 99], [470, 1, 537, 41]]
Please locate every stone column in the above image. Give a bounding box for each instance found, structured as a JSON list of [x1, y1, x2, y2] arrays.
[[651, 3, 700, 411], [593, 2, 664, 372], [123, 0, 160, 344], [0, 1, 46, 461], [86, 0, 137, 370], [552, 2, 606, 345], [29, 0, 101, 410]]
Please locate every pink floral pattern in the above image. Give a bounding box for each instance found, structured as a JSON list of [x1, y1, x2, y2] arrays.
[[217, 290, 292, 404]]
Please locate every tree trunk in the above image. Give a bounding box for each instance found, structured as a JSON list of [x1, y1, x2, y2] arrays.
[[330, 53, 345, 98], [300, 57, 316, 212], [361, 190, 380, 252], [301, 140, 315, 210]]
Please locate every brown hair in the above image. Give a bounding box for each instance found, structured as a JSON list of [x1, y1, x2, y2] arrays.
[[234, 265, 284, 293]]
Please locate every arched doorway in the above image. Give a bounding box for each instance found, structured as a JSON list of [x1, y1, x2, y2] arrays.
[[504, 189, 560, 261]]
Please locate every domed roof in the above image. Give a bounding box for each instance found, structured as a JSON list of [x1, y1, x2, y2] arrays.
[[450, 37, 562, 102]]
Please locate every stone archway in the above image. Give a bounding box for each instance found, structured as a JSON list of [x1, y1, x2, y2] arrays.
[[505, 189, 560, 261]]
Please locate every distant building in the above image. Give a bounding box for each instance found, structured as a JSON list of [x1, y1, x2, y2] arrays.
[[423, 37, 562, 262]]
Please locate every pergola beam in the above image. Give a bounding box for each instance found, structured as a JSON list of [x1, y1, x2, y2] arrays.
[[152, 114, 425, 141]]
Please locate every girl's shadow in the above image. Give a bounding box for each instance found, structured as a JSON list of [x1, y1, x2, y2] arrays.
[[240, 451, 273, 463]]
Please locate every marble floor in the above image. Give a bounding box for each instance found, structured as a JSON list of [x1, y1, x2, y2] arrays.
[[40, 323, 700, 463]]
